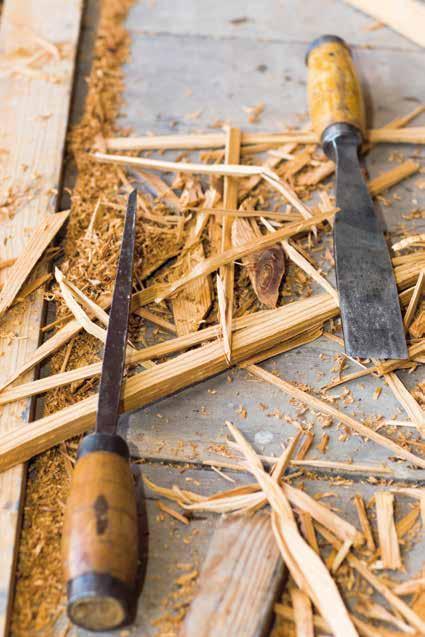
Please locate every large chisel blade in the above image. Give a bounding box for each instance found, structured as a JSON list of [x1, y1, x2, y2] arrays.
[[333, 135, 408, 359]]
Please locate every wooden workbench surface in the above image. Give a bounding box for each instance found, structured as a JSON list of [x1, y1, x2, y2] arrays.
[[49, 1, 425, 635]]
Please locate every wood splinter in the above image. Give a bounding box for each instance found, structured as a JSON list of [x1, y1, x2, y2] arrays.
[[375, 492, 402, 570], [232, 217, 286, 307]]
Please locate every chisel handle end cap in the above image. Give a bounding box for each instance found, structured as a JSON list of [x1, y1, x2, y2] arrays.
[[306, 34, 366, 143], [305, 34, 351, 65], [62, 432, 138, 632]]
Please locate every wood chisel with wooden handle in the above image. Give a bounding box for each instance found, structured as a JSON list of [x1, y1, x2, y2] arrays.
[[62, 189, 139, 632], [306, 35, 408, 360]]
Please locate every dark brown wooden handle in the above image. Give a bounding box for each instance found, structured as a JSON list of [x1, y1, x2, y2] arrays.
[[306, 35, 365, 141], [62, 433, 138, 632]]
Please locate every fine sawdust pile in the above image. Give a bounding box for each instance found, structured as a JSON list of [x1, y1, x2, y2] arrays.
[[3, 0, 425, 635]]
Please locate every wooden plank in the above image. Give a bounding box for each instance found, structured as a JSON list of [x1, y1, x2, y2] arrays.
[[180, 512, 286, 637], [0, 0, 82, 634], [344, 0, 425, 48]]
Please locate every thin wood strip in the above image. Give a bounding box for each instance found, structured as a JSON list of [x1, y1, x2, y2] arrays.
[[197, 207, 302, 221], [0, 210, 69, 318], [219, 127, 241, 363], [290, 588, 314, 637], [393, 233, 425, 251], [368, 160, 419, 197], [104, 126, 425, 151], [0, 295, 333, 402], [245, 364, 425, 469], [384, 372, 425, 437], [0, 1, 82, 633], [404, 269, 425, 328], [298, 512, 320, 554], [323, 337, 425, 390], [134, 307, 176, 334], [375, 492, 402, 570], [353, 494, 376, 551]]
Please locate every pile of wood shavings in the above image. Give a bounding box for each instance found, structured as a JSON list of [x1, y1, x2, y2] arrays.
[[11, 1, 134, 634]]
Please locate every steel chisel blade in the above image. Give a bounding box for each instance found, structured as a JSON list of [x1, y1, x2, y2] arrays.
[[96, 189, 137, 435], [333, 137, 408, 360]]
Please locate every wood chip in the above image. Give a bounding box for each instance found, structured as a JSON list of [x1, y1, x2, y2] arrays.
[[0, 211, 69, 318], [375, 492, 402, 570]]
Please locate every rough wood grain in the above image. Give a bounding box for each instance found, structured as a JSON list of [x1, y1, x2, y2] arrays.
[[232, 217, 285, 307], [375, 492, 402, 570], [290, 588, 314, 637], [180, 513, 286, 637], [0, 0, 82, 634], [0, 211, 69, 318], [171, 241, 212, 335]]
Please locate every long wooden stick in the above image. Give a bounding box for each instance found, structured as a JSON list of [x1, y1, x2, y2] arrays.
[[104, 126, 425, 151]]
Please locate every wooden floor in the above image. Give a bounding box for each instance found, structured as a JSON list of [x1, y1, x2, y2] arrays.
[[47, 1, 425, 635]]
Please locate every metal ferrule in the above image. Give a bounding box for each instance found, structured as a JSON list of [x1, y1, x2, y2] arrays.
[[321, 122, 362, 161]]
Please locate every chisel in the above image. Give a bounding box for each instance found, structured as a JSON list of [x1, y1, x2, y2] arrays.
[[62, 189, 139, 632], [306, 35, 408, 359]]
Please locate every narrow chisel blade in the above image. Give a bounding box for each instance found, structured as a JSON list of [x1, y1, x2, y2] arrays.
[[96, 189, 137, 434], [333, 137, 408, 360]]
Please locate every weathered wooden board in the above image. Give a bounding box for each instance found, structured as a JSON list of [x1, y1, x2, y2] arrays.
[[181, 512, 286, 637], [0, 0, 83, 634]]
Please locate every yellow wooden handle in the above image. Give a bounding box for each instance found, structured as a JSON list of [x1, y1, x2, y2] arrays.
[[306, 35, 365, 141], [62, 433, 138, 632]]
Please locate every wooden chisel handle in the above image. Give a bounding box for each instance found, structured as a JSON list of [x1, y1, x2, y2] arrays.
[[306, 35, 365, 144], [62, 432, 138, 632]]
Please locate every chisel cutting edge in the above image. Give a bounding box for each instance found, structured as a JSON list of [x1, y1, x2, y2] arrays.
[[62, 189, 139, 632], [306, 35, 408, 360]]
